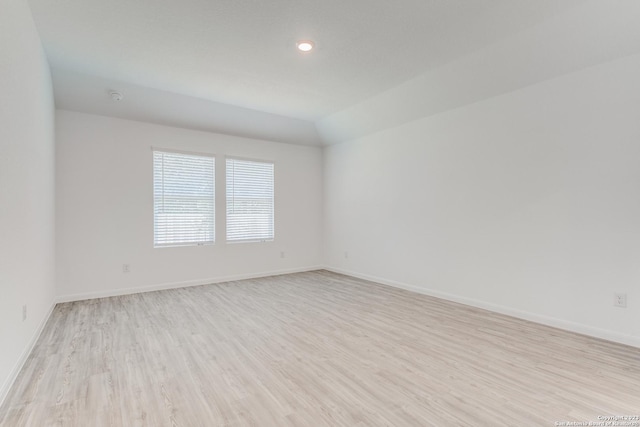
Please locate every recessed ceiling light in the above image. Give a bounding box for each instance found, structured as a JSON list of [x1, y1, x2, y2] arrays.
[[296, 40, 314, 52]]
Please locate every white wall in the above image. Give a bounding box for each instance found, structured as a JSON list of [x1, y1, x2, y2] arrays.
[[324, 52, 640, 347], [0, 0, 56, 401], [56, 111, 323, 300], [317, 0, 640, 144]]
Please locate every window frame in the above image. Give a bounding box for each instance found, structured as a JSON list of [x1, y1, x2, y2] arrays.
[[225, 156, 275, 244], [152, 148, 216, 248]]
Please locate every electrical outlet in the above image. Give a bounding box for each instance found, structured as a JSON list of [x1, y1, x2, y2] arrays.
[[22, 305, 27, 321], [280, 251, 285, 259], [614, 293, 627, 308], [123, 264, 131, 273]]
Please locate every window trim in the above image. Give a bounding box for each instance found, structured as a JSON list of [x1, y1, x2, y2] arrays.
[[150, 146, 216, 159]]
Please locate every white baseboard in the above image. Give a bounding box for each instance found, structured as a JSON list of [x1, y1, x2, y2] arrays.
[[0, 299, 56, 407], [18, 264, 636, 410], [324, 266, 640, 349], [56, 266, 324, 303]]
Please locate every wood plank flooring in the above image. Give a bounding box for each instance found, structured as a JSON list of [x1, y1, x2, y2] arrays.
[[1, 270, 639, 426]]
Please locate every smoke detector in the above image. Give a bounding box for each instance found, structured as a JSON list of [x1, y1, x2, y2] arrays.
[[109, 91, 124, 101]]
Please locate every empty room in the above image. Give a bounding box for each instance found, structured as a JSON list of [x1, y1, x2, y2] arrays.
[[1, 0, 639, 425]]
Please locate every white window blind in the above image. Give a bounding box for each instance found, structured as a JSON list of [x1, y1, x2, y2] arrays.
[[226, 158, 274, 242], [153, 150, 215, 247]]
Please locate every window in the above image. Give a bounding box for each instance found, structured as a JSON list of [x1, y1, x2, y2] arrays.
[[153, 150, 215, 247], [226, 157, 274, 242]]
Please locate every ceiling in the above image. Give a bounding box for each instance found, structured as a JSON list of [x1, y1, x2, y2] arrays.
[[28, 0, 629, 145]]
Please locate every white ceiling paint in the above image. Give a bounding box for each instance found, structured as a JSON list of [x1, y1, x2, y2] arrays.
[[27, 0, 638, 146], [317, 0, 640, 144], [29, 0, 581, 121], [53, 70, 322, 146]]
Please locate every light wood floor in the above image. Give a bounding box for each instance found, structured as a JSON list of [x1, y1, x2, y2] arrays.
[[1, 271, 638, 426]]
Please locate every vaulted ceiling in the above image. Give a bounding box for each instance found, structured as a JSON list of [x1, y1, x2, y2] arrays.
[[28, 0, 640, 145]]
